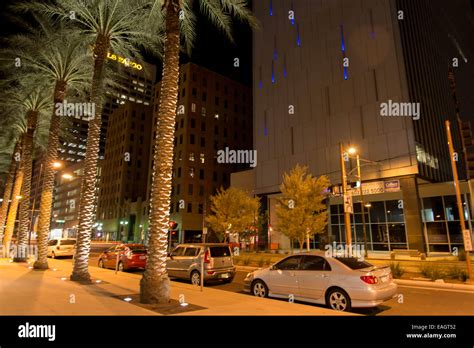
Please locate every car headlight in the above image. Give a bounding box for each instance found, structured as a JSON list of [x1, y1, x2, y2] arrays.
[[245, 272, 254, 280]]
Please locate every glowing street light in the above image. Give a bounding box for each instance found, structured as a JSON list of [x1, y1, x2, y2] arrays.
[[52, 161, 62, 169], [16, 195, 23, 200], [348, 147, 357, 155], [62, 173, 73, 180]]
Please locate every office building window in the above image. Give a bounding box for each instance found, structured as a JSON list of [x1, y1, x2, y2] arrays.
[[200, 137, 205, 147], [198, 204, 203, 214], [199, 185, 204, 196], [200, 153, 205, 164], [188, 184, 193, 195], [187, 203, 192, 213], [199, 169, 204, 180], [189, 167, 195, 178], [189, 152, 195, 161], [202, 92, 207, 101], [191, 118, 196, 128], [190, 134, 195, 144], [177, 167, 181, 178], [192, 88, 197, 97], [191, 103, 196, 112]]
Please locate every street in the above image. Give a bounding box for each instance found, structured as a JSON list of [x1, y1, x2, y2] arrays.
[[61, 250, 474, 316]]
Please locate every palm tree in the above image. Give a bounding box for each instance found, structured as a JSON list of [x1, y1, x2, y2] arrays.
[[140, 0, 258, 303], [6, 86, 51, 262], [2, 12, 93, 269], [20, 0, 160, 280], [0, 135, 22, 246]]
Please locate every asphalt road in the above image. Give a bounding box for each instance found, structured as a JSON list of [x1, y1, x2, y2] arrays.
[[60, 248, 474, 316]]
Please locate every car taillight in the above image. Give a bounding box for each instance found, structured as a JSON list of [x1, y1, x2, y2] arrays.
[[360, 275, 378, 284], [203, 250, 210, 263]]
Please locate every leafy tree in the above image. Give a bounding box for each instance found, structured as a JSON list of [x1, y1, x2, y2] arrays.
[[205, 187, 260, 242], [275, 165, 330, 251], [141, 0, 258, 303]]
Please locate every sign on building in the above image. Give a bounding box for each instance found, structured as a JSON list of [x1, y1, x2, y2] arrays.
[[344, 193, 353, 214], [462, 229, 473, 251]]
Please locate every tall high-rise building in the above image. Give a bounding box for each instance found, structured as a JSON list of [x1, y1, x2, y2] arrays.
[[146, 63, 253, 244], [56, 56, 156, 165], [97, 103, 153, 242], [249, 0, 474, 253]]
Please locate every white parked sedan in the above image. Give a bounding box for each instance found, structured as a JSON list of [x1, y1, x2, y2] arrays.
[[47, 238, 76, 258], [244, 251, 397, 312]]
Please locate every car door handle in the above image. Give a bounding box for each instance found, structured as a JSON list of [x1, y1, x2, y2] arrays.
[[320, 274, 328, 278]]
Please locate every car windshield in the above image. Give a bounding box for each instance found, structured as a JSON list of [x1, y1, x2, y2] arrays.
[[60, 240, 76, 245], [128, 245, 146, 251], [210, 246, 231, 257], [335, 257, 373, 270]]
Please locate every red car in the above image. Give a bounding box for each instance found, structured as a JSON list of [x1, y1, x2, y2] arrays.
[[98, 244, 147, 271]]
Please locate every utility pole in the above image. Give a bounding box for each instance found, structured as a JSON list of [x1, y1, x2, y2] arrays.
[[356, 154, 368, 258], [446, 120, 472, 279], [339, 143, 352, 248]]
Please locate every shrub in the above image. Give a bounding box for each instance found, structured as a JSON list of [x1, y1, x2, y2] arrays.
[[457, 250, 466, 261], [257, 258, 265, 267], [390, 263, 405, 279], [420, 263, 444, 280], [265, 258, 272, 266], [243, 257, 251, 266], [446, 266, 468, 282], [233, 257, 241, 265]]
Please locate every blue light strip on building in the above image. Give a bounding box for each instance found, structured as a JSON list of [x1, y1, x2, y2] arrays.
[[270, 0, 273, 16], [296, 23, 301, 46], [272, 60, 275, 83], [283, 54, 287, 78], [340, 25, 348, 80]]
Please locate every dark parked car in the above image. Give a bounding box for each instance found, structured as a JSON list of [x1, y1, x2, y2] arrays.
[[98, 244, 147, 271]]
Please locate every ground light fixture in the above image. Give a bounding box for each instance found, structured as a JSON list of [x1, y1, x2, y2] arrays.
[[123, 297, 132, 302], [52, 161, 62, 169], [62, 173, 73, 180]]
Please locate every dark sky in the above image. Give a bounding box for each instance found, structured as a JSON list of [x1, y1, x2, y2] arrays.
[[0, 0, 253, 86]]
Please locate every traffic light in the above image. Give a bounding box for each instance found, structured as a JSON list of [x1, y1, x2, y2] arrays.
[[169, 220, 178, 230]]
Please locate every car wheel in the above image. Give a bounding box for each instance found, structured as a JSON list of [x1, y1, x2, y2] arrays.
[[251, 280, 268, 298], [118, 261, 125, 272], [190, 271, 201, 286], [51, 252, 56, 259], [326, 288, 352, 312], [98, 259, 105, 268]]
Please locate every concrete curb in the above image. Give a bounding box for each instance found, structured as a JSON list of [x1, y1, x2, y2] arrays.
[[394, 279, 474, 291]]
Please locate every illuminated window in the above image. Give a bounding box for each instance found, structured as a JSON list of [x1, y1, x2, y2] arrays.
[[189, 152, 195, 161], [200, 153, 205, 164]]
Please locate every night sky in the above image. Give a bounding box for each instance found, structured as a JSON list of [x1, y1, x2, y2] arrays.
[[0, 0, 253, 87]]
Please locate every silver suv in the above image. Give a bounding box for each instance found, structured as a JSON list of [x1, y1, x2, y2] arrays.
[[167, 243, 236, 285]]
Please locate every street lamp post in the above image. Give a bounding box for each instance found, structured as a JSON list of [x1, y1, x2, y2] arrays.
[[446, 120, 472, 279], [339, 143, 352, 248], [349, 149, 369, 258]]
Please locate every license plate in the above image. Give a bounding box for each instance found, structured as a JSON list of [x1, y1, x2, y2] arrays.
[[219, 273, 230, 279], [381, 275, 389, 283], [139, 256, 146, 260]]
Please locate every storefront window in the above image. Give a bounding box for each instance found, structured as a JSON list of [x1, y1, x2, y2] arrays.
[[426, 222, 448, 243], [388, 224, 407, 243], [422, 197, 444, 221], [386, 200, 404, 223], [369, 202, 386, 223]]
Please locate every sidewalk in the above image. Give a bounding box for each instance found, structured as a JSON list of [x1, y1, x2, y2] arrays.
[[0, 258, 352, 316]]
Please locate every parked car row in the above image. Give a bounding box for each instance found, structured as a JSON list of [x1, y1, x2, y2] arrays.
[[48, 238, 396, 312], [243, 251, 397, 312]]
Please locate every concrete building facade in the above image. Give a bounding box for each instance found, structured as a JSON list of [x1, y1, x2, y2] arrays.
[[250, 0, 474, 254]]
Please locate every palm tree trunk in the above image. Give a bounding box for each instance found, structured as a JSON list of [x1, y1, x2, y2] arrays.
[[140, 0, 180, 304], [70, 35, 109, 282], [33, 81, 67, 270], [0, 140, 21, 245], [14, 110, 38, 262], [2, 151, 24, 258]]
